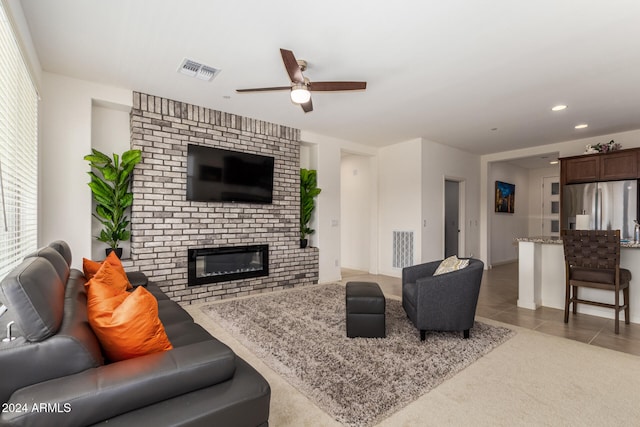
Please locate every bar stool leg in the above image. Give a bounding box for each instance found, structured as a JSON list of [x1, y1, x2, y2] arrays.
[[624, 287, 630, 325], [615, 287, 620, 334], [564, 282, 570, 323]]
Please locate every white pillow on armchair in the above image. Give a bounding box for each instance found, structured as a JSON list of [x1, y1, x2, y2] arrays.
[[434, 255, 469, 276]]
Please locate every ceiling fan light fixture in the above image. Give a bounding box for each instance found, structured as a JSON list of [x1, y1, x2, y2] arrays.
[[290, 84, 311, 104]]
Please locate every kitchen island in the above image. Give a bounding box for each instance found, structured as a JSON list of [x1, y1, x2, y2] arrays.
[[516, 236, 640, 324]]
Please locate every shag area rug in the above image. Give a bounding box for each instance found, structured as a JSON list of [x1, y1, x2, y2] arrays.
[[201, 284, 515, 427]]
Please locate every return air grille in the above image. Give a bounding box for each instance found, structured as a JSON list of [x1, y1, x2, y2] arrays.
[[178, 58, 221, 82], [393, 231, 414, 269]]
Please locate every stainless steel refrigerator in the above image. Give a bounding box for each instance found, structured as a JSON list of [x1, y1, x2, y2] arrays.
[[563, 180, 638, 240]]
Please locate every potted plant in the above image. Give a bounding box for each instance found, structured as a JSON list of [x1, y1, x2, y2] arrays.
[[84, 148, 142, 258], [300, 168, 321, 248]]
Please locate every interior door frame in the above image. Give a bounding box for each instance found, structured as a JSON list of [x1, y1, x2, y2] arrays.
[[443, 177, 466, 257]]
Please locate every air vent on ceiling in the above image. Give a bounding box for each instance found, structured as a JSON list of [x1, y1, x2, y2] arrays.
[[178, 58, 221, 82]]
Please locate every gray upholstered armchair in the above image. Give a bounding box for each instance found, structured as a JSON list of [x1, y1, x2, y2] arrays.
[[402, 258, 484, 340]]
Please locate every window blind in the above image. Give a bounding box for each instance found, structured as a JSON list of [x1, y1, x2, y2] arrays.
[[0, 3, 38, 280]]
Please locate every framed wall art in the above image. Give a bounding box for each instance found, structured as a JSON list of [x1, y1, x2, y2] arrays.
[[495, 181, 515, 213]]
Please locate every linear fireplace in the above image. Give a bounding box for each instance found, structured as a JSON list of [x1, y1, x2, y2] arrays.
[[188, 245, 269, 286]]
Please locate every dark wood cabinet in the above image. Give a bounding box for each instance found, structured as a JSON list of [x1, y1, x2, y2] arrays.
[[561, 148, 639, 184], [600, 151, 637, 180], [562, 156, 599, 184]]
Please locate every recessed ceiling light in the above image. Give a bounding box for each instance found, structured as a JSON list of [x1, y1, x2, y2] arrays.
[[551, 105, 567, 111], [575, 124, 588, 129]]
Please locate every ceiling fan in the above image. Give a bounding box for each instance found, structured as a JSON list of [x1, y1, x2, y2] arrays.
[[236, 48, 367, 113]]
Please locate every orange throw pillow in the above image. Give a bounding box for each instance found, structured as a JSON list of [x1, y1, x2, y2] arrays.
[[83, 251, 132, 289], [82, 258, 102, 280], [85, 260, 130, 307], [88, 286, 173, 362]]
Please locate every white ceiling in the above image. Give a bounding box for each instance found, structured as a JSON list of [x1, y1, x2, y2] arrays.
[[17, 0, 640, 155]]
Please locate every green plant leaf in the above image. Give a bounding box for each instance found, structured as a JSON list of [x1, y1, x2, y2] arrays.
[[88, 171, 111, 190], [88, 182, 113, 206], [122, 149, 142, 167], [117, 169, 131, 187], [84, 149, 111, 166], [120, 193, 133, 208], [112, 153, 120, 170], [97, 229, 111, 243], [307, 188, 321, 198], [92, 213, 111, 227], [300, 168, 321, 239], [86, 148, 142, 249], [95, 204, 113, 220], [102, 165, 118, 182]]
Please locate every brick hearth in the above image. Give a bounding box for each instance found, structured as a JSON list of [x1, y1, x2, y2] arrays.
[[126, 92, 318, 303]]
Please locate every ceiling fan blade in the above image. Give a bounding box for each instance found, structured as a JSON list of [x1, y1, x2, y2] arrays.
[[308, 81, 367, 91], [300, 98, 313, 113], [280, 48, 304, 84], [236, 86, 291, 93]]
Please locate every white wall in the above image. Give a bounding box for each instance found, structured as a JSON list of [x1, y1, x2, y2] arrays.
[[315, 139, 342, 282], [305, 133, 484, 279], [39, 72, 131, 269], [378, 139, 422, 277], [421, 139, 481, 263], [376, 138, 482, 277], [39, 70, 382, 284], [33, 58, 640, 279], [340, 154, 372, 271], [488, 162, 529, 265], [11, 0, 640, 279], [302, 131, 378, 282], [300, 144, 313, 170], [90, 102, 132, 259], [5, 0, 42, 87], [38, 69, 640, 278]]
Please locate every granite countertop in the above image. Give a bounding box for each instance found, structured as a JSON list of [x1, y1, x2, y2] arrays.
[[516, 236, 640, 248], [516, 236, 563, 244]]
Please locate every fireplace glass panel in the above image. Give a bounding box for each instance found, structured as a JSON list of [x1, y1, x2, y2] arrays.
[[188, 245, 268, 286]]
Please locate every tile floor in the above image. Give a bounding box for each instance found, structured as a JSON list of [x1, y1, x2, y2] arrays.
[[339, 262, 640, 357]]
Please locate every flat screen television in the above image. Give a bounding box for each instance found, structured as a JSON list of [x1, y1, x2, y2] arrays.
[[187, 144, 274, 203]]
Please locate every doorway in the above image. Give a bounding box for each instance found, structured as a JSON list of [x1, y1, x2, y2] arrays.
[[444, 179, 463, 257], [542, 176, 560, 236]]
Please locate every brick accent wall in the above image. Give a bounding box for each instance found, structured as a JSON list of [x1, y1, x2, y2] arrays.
[[127, 92, 319, 303]]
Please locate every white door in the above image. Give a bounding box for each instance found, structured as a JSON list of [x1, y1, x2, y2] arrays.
[[542, 176, 560, 236]]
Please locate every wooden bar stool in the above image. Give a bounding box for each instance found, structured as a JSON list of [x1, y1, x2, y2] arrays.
[[562, 229, 631, 334]]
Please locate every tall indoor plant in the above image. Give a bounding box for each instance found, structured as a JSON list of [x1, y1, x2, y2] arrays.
[[84, 148, 142, 257], [300, 168, 322, 248]]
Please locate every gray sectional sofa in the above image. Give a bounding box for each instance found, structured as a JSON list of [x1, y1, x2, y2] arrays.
[[0, 241, 270, 427]]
